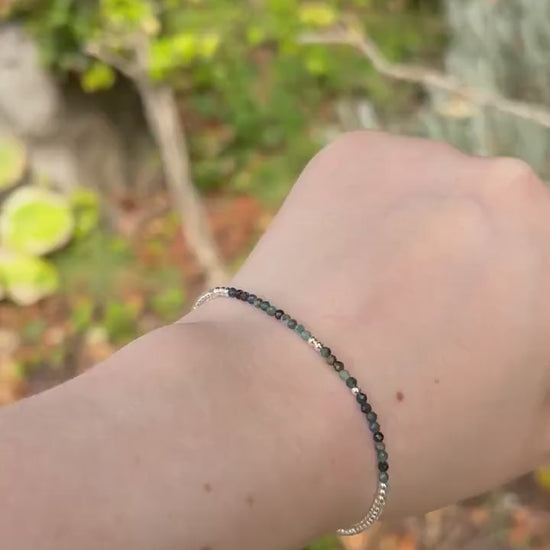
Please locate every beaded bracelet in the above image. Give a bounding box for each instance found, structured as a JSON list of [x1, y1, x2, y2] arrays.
[[193, 286, 389, 535]]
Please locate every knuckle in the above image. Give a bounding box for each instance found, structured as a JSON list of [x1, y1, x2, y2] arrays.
[[484, 157, 544, 202]]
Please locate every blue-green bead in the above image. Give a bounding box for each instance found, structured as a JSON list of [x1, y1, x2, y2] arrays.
[[345, 377, 357, 388], [281, 314, 290, 322], [301, 330, 311, 341], [366, 412, 377, 423], [267, 306, 276, 316], [320, 347, 331, 358], [377, 450, 388, 461], [287, 319, 297, 329], [254, 298, 262, 307], [260, 301, 269, 311], [338, 370, 350, 381], [296, 324, 305, 334], [379, 472, 389, 483], [369, 422, 380, 432]]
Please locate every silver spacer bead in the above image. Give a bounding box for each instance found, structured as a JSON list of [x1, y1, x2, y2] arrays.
[[336, 482, 388, 535], [307, 336, 323, 351]]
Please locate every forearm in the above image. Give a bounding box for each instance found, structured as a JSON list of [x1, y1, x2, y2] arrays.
[[0, 309, 371, 550]]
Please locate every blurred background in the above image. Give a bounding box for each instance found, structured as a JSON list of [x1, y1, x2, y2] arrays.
[[1, 1, 550, 548]]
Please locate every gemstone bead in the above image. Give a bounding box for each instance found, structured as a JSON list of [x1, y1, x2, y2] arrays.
[[275, 309, 284, 319], [379, 472, 389, 483], [333, 360, 344, 371], [281, 314, 290, 322], [378, 462, 389, 472], [261, 301, 269, 311], [320, 347, 331, 358], [375, 442, 385, 451], [287, 319, 297, 329], [339, 370, 350, 381], [240, 291, 249, 301], [296, 324, 305, 333], [356, 392, 367, 403], [254, 298, 262, 307], [374, 432, 384, 442], [369, 422, 380, 432], [326, 355, 336, 365], [377, 450, 388, 461], [361, 403, 372, 414], [267, 306, 276, 316], [235, 289, 243, 299], [346, 377, 357, 388], [228, 287, 237, 297], [366, 412, 377, 422], [301, 330, 311, 340]]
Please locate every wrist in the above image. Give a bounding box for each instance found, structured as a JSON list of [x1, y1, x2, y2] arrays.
[[183, 294, 378, 534]]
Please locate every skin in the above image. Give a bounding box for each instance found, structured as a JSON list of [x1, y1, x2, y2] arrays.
[[1, 131, 550, 550]]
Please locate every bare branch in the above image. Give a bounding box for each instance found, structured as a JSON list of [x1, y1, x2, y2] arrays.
[[300, 26, 550, 129], [85, 42, 141, 80]]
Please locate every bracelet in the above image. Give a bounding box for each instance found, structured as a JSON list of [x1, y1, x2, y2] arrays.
[[193, 286, 389, 535]]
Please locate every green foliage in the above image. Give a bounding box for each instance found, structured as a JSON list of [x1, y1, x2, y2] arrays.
[[0, 249, 59, 306], [9, 0, 444, 205], [102, 300, 139, 344], [81, 61, 116, 92], [0, 184, 101, 305], [150, 286, 185, 321], [0, 187, 74, 256], [69, 188, 100, 238], [306, 535, 340, 550]]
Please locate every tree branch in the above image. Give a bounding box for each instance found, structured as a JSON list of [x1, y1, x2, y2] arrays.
[[300, 26, 550, 129]]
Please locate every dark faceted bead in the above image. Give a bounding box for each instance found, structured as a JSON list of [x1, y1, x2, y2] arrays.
[[366, 412, 377, 423], [281, 314, 290, 322], [228, 287, 237, 297], [326, 355, 336, 365], [247, 294, 256, 304], [374, 432, 384, 442], [254, 298, 262, 307], [235, 289, 243, 299], [287, 319, 297, 329], [260, 301, 270, 311], [275, 309, 284, 320], [377, 450, 388, 461], [240, 292, 249, 301], [267, 306, 276, 316], [369, 422, 380, 432], [361, 403, 372, 414], [333, 360, 344, 371], [345, 377, 357, 388], [356, 392, 367, 403], [378, 461, 389, 472], [379, 472, 389, 483], [320, 347, 331, 358]]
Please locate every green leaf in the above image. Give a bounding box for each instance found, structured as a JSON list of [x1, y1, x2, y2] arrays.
[[81, 61, 116, 92], [298, 3, 337, 28], [0, 249, 59, 306], [70, 187, 100, 237], [0, 186, 74, 256]]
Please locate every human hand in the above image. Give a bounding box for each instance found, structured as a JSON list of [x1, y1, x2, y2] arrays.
[[216, 131, 550, 519]]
